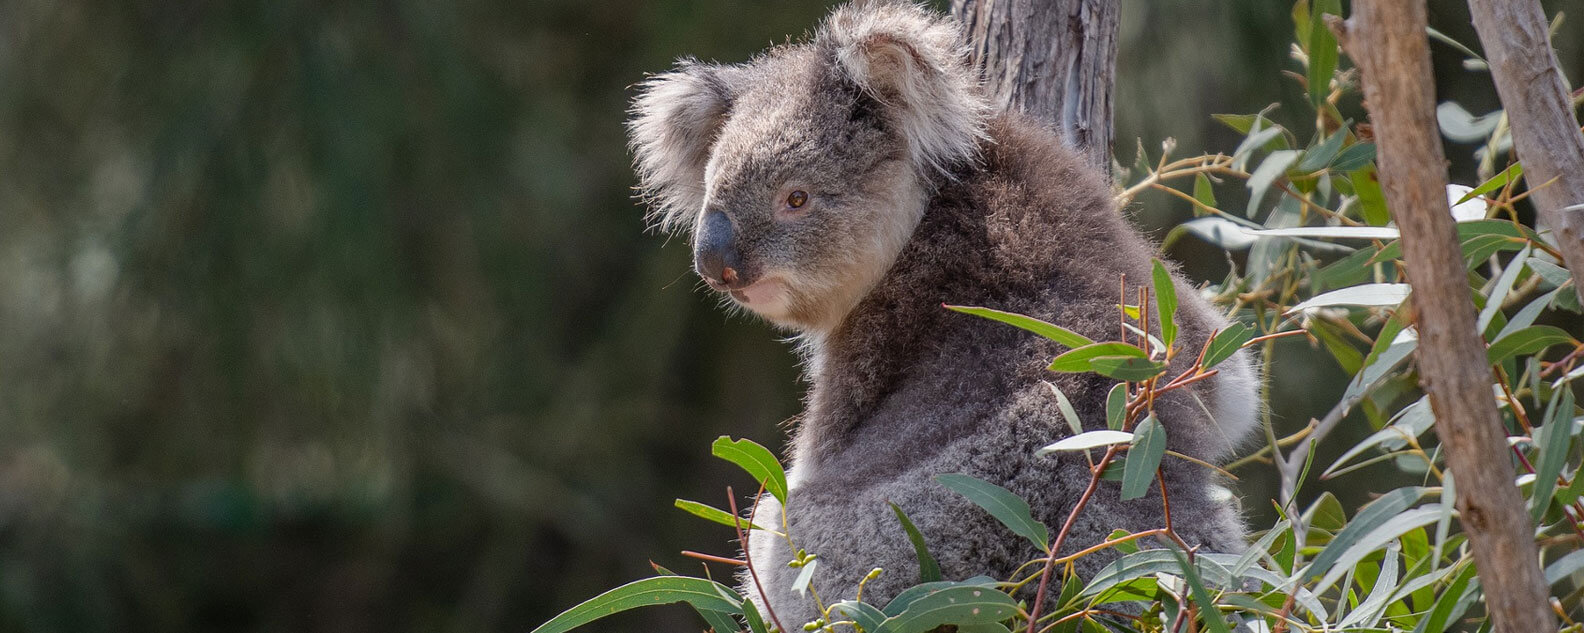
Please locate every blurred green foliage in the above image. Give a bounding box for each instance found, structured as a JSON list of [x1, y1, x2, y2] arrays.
[[0, 1, 1578, 632]]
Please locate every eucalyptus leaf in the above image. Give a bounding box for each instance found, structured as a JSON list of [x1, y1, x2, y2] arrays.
[[530, 577, 743, 633], [1088, 356, 1169, 382], [1121, 416, 1167, 501], [712, 436, 788, 504], [1048, 342, 1148, 372], [890, 502, 942, 583], [946, 305, 1093, 349], [1287, 283, 1411, 313], [1202, 323, 1255, 369], [1038, 430, 1135, 454], [936, 474, 1050, 552], [1151, 260, 1178, 348]]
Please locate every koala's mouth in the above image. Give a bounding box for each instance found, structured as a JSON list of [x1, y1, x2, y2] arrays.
[[707, 276, 788, 309]]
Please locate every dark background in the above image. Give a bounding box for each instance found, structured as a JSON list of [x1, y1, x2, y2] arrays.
[[1, 1, 1579, 631]]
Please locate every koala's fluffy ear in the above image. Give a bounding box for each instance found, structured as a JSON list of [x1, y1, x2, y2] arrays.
[[820, 1, 987, 176], [627, 59, 738, 233]]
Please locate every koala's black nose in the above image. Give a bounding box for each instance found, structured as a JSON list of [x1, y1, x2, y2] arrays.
[[695, 211, 742, 285]]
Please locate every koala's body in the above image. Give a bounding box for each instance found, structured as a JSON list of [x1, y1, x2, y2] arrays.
[[629, 1, 1259, 627]]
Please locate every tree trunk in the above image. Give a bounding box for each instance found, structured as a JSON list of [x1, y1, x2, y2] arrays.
[[951, 0, 1119, 172], [1330, 5, 1557, 633], [1467, 0, 1584, 291]]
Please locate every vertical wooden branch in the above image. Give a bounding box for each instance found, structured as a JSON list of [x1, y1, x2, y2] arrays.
[[950, 0, 1119, 172], [1466, 0, 1584, 290], [1331, 4, 1556, 632]]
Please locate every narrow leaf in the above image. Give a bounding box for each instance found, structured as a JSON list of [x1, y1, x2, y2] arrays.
[[674, 499, 770, 532], [936, 474, 1050, 552], [1121, 416, 1167, 501], [877, 585, 1018, 633], [1287, 283, 1412, 313], [791, 558, 818, 598], [1241, 226, 1399, 240], [1169, 548, 1233, 633], [1193, 173, 1217, 208], [1308, 487, 1425, 580], [1328, 143, 1376, 172], [947, 305, 1093, 349], [530, 577, 743, 633], [1531, 387, 1575, 521], [711, 436, 788, 504], [1486, 325, 1576, 365], [1456, 162, 1523, 204], [1044, 381, 1084, 436], [1038, 430, 1134, 454], [1202, 323, 1255, 369], [1088, 356, 1169, 382], [1152, 260, 1179, 348], [890, 502, 942, 583], [1106, 383, 1128, 430], [830, 601, 887, 633], [1048, 342, 1148, 372]]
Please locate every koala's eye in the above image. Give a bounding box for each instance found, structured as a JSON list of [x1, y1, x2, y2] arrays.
[[786, 190, 809, 209]]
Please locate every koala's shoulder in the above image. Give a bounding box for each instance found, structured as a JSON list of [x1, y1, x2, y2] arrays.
[[918, 114, 1156, 302]]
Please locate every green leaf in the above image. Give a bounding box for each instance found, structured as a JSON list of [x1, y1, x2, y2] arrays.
[[1169, 548, 1233, 633], [1088, 356, 1170, 382], [1314, 244, 1384, 290], [1307, 0, 1341, 110], [1411, 563, 1478, 633], [1193, 173, 1217, 208], [1039, 430, 1135, 454], [1545, 549, 1584, 587], [1151, 260, 1179, 348], [711, 436, 788, 504], [674, 499, 770, 532], [1212, 113, 1261, 135], [1531, 387, 1575, 521], [1486, 325, 1576, 365], [1048, 342, 1148, 372], [1246, 149, 1301, 217], [1297, 128, 1346, 172], [1350, 166, 1391, 226], [946, 305, 1093, 349], [1529, 258, 1572, 288], [1106, 383, 1128, 430], [1475, 245, 1529, 333], [1044, 381, 1084, 436], [936, 474, 1050, 552], [882, 577, 999, 616], [1315, 505, 1441, 593], [1495, 288, 1560, 340], [743, 600, 769, 633], [1307, 487, 1426, 581], [876, 585, 1018, 633], [699, 610, 740, 633], [1310, 318, 1364, 375], [830, 601, 887, 633], [889, 502, 942, 583], [1288, 283, 1412, 312], [791, 558, 818, 597], [1083, 549, 1233, 597], [1121, 415, 1167, 501], [1456, 162, 1523, 204], [1202, 323, 1255, 369], [1329, 143, 1376, 172], [530, 576, 744, 633]]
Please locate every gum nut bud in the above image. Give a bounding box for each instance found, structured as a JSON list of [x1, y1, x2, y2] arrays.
[[865, 568, 883, 580]]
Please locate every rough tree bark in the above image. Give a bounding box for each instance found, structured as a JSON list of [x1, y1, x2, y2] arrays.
[[950, 0, 1119, 172], [1467, 0, 1584, 291], [1330, 4, 1557, 633]]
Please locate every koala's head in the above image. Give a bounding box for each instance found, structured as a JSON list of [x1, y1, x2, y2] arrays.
[[628, 1, 986, 332]]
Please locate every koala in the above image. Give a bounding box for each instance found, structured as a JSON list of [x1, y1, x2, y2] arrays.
[[628, 1, 1260, 628]]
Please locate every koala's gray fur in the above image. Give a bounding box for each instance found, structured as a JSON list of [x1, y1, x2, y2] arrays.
[[628, 1, 1259, 628]]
